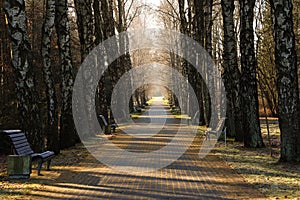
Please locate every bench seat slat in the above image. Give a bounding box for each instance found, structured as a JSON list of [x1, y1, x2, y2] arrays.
[[17, 147, 34, 155], [15, 145, 32, 152], [10, 136, 27, 142], [13, 141, 31, 149], [18, 152, 34, 156], [38, 151, 55, 158], [8, 133, 27, 139], [3, 130, 22, 134], [32, 151, 55, 161], [10, 137, 28, 143], [12, 138, 28, 146]]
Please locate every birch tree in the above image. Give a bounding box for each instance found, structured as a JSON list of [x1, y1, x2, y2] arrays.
[[221, 0, 243, 141], [41, 0, 59, 153], [270, 0, 300, 162], [93, 0, 108, 120], [239, 0, 264, 147], [93, 0, 103, 45], [3, 0, 43, 151], [0, 0, 14, 124], [55, 0, 77, 148], [74, 0, 94, 62]]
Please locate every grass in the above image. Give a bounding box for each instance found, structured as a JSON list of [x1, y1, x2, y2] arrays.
[[174, 114, 191, 119], [0, 143, 90, 200], [130, 113, 142, 119], [169, 107, 300, 198], [211, 123, 300, 199]]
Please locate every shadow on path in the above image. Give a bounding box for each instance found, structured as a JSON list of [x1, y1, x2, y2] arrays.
[[28, 98, 265, 199]]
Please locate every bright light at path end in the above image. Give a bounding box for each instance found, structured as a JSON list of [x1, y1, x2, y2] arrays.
[[144, 0, 160, 6], [142, 0, 161, 28]]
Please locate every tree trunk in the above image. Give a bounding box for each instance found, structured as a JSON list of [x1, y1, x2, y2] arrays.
[[0, 0, 12, 114], [204, 0, 213, 56], [193, 0, 204, 45], [270, 0, 300, 162], [55, 0, 77, 148], [74, 0, 94, 62], [93, 0, 103, 45], [116, 0, 134, 113], [203, 0, 213, 124], [0, 0, 10, 68], [93, 0, 108, 119], [74, 0, 98, 136], [178, 0, 191, 115], [192, 0, 207, 125], [41, 0, 59, 154], [3, 0, 43, 151], [239, 0, 264, 148], [101, 0, 119, 99], [221, 0, 243, 141]]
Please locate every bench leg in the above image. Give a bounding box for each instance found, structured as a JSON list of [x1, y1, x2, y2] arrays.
[[205, 132, 210, 141], [37, 160, 43, 176], [47, 160, 51, 171]]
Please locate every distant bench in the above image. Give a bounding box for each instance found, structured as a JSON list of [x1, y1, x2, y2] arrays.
[[2, 130, 55, 176], [99, 115, 117, 133], [205, 118, 227, 146]]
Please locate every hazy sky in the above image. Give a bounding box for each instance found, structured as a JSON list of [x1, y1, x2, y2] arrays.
[[143, 0, 161, 28]]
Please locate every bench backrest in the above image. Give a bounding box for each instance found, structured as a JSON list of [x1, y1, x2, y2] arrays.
[[3, 130, 34, 156], [191, 110, 200, 125], [214, 118, 226, 132], [99, 115, 108, 126]]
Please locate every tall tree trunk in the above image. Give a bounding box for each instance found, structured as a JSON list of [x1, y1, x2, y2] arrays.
[[93, 0, 108, 119], [93, 0, 103, 45], [101, 0, 119, 87], [192, 0, 207, 125], [101, 0, 121, 123], [221, 0, 243, 141], [193, 0, 204, 45], [116, 0, 134, 113], [107, 0, 121, 89], [178, 0, 190, 115], [204, 0, 213, 56], [55, 0, 77, 148], [270, 0, 300, 162], [239, 0, 264, 148], [203, 0, 213, 124], [0, 0, 10, 68], [74, 0, 97, 136], [3, 0, 43, 151], [74, 0, 94, 62], [0, 0, 12, 112], [41, 0, 59, 154]]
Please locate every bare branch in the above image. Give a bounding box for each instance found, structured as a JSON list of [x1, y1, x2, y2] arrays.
[[144, 4, 179, 21], [125, 0, 134, 20], [126, 4, 145, 28], [165, 0, 180, 19]]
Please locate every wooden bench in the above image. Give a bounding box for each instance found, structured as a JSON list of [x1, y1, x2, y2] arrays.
[[2, 130, 55, 176], [205, 118, 227, 146], [134, 107, 142, 113], [190, 110, 200, 125], [99, 115, 117, 133]]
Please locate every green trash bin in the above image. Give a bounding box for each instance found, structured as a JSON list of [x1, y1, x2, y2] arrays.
[[7, 155, 32, 179]]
